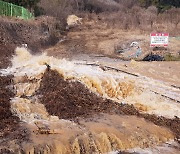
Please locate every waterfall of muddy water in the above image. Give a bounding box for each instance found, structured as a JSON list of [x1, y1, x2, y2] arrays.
[[0, 47, 179, 153], [1, 47, 179, 119]]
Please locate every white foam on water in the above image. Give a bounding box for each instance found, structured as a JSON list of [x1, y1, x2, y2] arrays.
[[108, 141, 179, 154], [127, 140, 179, 154], [0, 47, 179, 122], [0, 47, 179, 153]]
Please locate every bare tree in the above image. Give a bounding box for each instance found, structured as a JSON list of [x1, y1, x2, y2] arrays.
[[146, 6, 158, 28], [39, 0, 75, 19], [167, 8, 180, 28]]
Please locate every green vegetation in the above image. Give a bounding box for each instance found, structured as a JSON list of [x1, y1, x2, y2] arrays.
[[0, 0, 34, 19], [139, 0, 180, 12], [2, 0, 40, 10], [2, 0, 179, 13], [164, 53, 180, 61]]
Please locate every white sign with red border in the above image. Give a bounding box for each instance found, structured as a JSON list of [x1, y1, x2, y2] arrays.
[[150, 33, 169, 47]]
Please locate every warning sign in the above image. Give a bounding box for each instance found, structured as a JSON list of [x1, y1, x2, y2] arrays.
[[150, 33, 169, 47]]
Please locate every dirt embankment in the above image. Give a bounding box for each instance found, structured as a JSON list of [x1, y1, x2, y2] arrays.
[[37, 69, 180, 139], [37, 69, 139, 119], [0, 16, 62, 68]]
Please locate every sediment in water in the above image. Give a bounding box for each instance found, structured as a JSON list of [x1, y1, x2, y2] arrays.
[[0, 47, 179, 153]]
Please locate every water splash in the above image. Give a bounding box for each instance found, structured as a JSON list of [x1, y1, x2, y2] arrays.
[[0, 47, 179, 153], [0, 47, 179, 121]]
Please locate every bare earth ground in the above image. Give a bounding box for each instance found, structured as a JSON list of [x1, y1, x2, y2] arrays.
[[46, 17, 180, 58], [46, 16, 180, 86], [0, 16, 180, 153]]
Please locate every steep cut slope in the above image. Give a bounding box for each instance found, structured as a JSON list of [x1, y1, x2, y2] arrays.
[[0, 16, 61, 68]]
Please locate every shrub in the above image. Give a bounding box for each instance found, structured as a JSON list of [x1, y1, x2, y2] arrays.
[[164, 53, 180, 61]]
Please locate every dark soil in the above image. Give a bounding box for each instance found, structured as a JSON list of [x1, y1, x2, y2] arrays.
[[0, 75, 29, 142], [0, 16, 62, 68], [37, 69, 180, 139], [0, 75, 17, 137], [0, 75, 30, 149], [143, 53, 164, 61], [0, 44, 15, 69]]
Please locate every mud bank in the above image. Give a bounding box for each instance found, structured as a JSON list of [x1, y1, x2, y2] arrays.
[[37, 69, 139, 119]]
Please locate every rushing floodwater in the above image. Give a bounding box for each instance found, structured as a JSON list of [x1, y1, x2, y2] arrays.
[[1, 47, 179, 120], [0, 47, 179, 153]]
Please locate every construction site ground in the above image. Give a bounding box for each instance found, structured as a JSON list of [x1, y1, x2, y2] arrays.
[[0, 16, 180, 153]]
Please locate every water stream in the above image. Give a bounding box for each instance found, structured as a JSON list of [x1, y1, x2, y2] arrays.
[[0, 47, 179, 153]]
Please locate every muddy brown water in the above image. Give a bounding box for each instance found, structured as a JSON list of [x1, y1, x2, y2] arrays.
[[37, 69, 180, 139], [0, 16, 179, 153], [0, 68, 179, 153], [0, 48, 179, 153]]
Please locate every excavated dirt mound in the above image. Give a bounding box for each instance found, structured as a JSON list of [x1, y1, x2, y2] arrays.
[[0, 16, 62, 68], [37, 69, 180, 139]]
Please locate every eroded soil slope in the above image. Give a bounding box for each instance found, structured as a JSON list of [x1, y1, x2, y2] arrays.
[[0, 75, 17, 138], [37, 69, 180, 139], [0, 16, 61, 68], [37, 69, 139, 119]]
